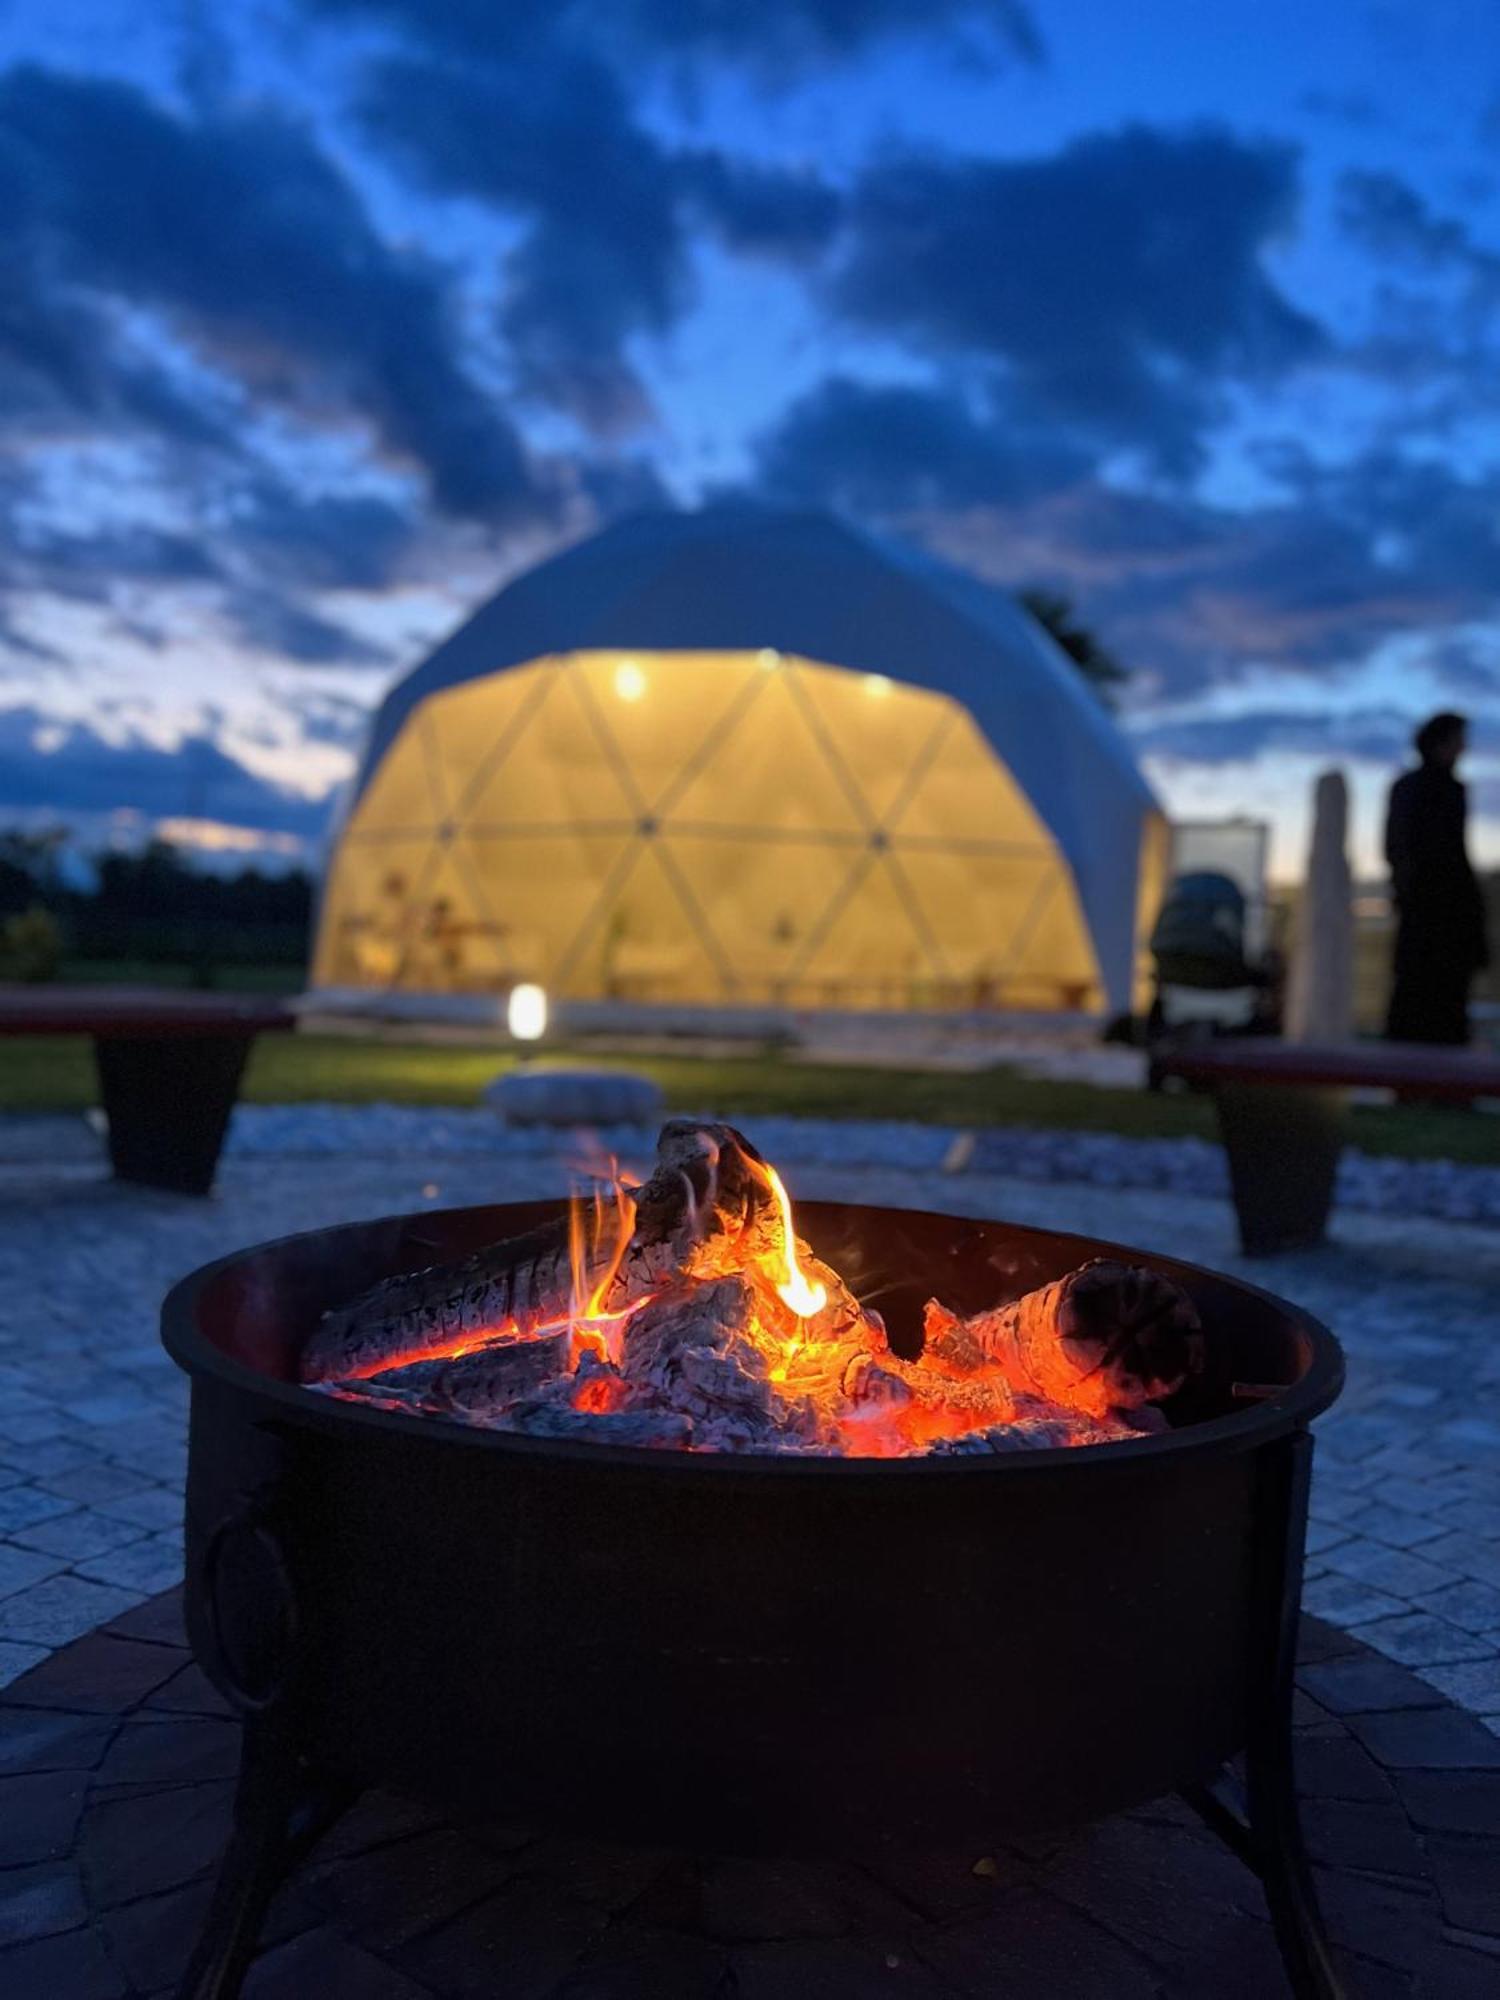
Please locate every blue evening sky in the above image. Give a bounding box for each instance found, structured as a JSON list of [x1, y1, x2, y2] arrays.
[[2, 0, 1497, 875]]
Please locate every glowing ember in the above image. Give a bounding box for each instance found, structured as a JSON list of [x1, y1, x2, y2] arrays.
[[303, 1121, 1204, 1456]]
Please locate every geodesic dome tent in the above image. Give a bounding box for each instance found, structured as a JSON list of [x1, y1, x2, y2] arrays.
[[314, 508, 1167, 1015]]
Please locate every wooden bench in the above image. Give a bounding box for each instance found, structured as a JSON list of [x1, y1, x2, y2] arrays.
[[0, 986, 294, 1195], [1154, 1038, 1500, 1254]]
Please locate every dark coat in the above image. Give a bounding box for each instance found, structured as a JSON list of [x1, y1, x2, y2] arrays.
[[1384, 762, 1489, 1043]]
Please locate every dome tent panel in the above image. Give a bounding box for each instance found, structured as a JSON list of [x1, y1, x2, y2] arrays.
[[657, 831, 863, 1000], [321, 507, 1165, 1013]]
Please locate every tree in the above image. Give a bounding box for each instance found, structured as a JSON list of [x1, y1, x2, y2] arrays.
[[1019, 589, 1127, 704]]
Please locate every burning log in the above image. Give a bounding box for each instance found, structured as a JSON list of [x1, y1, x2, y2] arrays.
[[926, 1403, 1138, 1454], [299, 1119, 872, 1387], [618, 1276, 832, 1451], [919, 1259, 1203, 1420], [300, 1216, 579, 1385], [303, 1118, 1204, 1461], [320, 1326, 571, 1415]]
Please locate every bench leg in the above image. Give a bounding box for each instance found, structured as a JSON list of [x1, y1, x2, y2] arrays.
[[1213, 1083, 1344, 1256], [94, 1035, 252, 1196]]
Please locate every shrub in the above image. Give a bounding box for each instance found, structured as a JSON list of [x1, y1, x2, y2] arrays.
[[0, 904, 62, 982]]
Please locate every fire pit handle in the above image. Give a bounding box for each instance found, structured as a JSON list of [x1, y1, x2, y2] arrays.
[[199, 1506, 301, 1717]]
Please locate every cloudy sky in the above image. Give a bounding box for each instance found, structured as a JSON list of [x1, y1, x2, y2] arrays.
[[3, 0, 1498, 876]]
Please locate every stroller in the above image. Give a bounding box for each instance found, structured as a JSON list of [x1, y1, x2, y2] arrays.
[[1145, 870, 1281, 1089]]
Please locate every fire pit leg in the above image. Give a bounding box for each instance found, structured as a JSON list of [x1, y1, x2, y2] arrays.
[[1184, 1430, 1342, 1999], [174, 1713, 353, 2000]]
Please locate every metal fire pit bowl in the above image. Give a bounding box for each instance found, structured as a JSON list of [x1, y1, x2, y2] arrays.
[[162, 1199, 1345, 2000]]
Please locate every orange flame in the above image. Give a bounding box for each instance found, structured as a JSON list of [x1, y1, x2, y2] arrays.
[[567, 1164, 640, 1366]]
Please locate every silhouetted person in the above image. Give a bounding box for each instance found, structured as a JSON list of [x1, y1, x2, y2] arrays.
[[1384, 713, 1488, 1044]]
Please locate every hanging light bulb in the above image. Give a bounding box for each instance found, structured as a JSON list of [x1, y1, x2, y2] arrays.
[[614, 659, 647, 702]]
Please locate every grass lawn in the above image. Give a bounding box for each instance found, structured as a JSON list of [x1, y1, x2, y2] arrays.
[[1, 1029, 1495, 1164]]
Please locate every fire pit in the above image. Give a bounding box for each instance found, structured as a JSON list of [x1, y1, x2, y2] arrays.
[[161, 1127, 1344, 2000]]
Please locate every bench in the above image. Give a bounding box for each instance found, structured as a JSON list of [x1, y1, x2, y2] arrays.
[[0, 986, 294, 1195], [1153, 1038, 1500, 1254]]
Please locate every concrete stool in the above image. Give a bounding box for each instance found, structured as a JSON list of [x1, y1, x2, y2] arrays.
[[485, 1067, 664, 1128]]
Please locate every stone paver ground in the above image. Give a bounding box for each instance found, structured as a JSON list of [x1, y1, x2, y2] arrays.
[[2, 1589, 1498, 1996], [2, 1120, 1498, 1733]]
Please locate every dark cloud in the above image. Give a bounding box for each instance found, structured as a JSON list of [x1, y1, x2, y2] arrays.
[[0, 63, 550, 523], [1133, 706, 1413, 768], [833, 126, 1323, 473], [219, 588, 390, 667], [755, 376, 1089, 510], [12, 525, 221, 598], [1338, 169, 1500, 290], [219, 478, 421, 592], [0, 704, 329, 834], [754, 374, 1500, 698], [298, 0, 1041, 76], [676, 153, 841, 261], [359, 50, 682, 431], [358, 53, 841, 432]]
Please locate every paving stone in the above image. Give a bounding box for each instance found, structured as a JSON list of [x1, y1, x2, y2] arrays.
[[0, 1767, 87, 1865], [1393, 1768, 1500, 1835], [1299, 1656, 1445, 1715], [1421, 1944, 1500, 1999], [37, 1463, 154, 1506], [913, 1890, 1162, 1997], [305, 1828, 506, 1950], [1427, 1835, 1500, 1934], [3, 1631, 183, 1711], [396, 1877, 606, 1997], [735, 1937, 951, 1998], [1302, 1574, 1408, 1627], [1413, 1657, 1500, 1715], [0, 1638, 48, 1688], [0, 1861, 87, 1946], [0, 1572, 142, 1648], [94, 1486, 183, 1532], [1304, 1519, 1349, 1557], [0, 1919, 129, 1998], [1310, 1867, 1439, 1974], [142, 1661, 230, 1717], [1293, 1732, 1397, 1802], [1436, 1501, 1500, 1541], [1320, 1540, 1460, 1598], [96, 1714, 242, 1787], [1036, 1816, 1271, 1975], [1299, 1798, 1428, 1877], [692, 1857, 899, 1944], [550, 1924, 729, 1999], [9, 1510, 150, 1561], [0, 1706, 116, 1776], [0, 1540, 68, 1600], [1348, 1706, 1500, 1770], [102, 1586, 186, 1647], [243, 1925, 434, 2000], [101, 1876, 320, 1994], [73, 1537, 185, 1596], [79, 1781, 234, 1907], [1352, 1506, 1450, 1551], [0, 1486, 78, 1532], [1347, 1612, 1496, 1668], [1406, 1532, 1500, 1585], [1413, 1578, 1500, 1637], [5, 1438, 103, 1480]]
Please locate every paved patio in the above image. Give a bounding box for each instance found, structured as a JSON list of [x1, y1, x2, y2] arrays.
[[2, 1589, 1498, 1996], [1, 1113, 1498, 1733]]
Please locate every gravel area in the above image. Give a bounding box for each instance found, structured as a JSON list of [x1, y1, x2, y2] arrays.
[[1, 1109, 1497, 1731], [210, 1101, 1500, 1226]]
